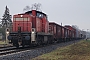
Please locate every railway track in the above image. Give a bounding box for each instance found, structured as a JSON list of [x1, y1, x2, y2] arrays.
[[0, 45, 41, 56], [0, 43, 50, 56], [0, 39, 81, 57], [0, 46, 27, 56], [0, 47, 16, 51], [0, 47, 17, 56]]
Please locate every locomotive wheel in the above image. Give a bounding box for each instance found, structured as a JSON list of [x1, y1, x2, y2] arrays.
[[16, 40, 19, 48], [12, 38, 19, 48], [22, 40, 25, 48], [16, 44, 19, 48], [22, 43, 25, 48], [13, 43, 19, 48]]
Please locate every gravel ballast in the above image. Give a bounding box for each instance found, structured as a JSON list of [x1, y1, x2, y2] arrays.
[[0, 40, 81, 60]]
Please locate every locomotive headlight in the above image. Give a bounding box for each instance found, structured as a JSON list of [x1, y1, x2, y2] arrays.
[[6, 31, 9, 34], [32, 28, 35, 34], [6, 28, 10, 34], [32, 32, 35, 34]]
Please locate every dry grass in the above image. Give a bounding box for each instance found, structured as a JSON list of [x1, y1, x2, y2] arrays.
[[0, 41, 7, 44], [32, 40, 90, 60]]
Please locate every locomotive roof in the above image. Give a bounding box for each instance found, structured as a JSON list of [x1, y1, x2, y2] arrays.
[[25, 10, 47, 16]]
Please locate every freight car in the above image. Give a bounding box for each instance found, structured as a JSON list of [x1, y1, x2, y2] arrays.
[[49, 23, 76, 42], [65, 25, 76, 40], [8, 10, 77, 48]]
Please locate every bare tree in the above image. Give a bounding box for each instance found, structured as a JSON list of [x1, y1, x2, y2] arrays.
[[23, 5, 31, 12], [31, 3, 42, 11], [23, 3, 42, 12]]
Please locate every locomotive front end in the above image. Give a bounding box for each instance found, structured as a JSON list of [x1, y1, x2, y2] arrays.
[[8, 14, 32, 48]]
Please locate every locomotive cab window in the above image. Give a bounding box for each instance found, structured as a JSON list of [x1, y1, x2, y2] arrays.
[[36, 12, 44, 18]]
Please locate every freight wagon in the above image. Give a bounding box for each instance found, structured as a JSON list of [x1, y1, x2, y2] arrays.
[[65, 25, 76, 40], [49, 23, 76, 42]]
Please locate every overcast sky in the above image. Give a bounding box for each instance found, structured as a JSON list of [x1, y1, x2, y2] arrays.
[[0, 0, 90, 31]]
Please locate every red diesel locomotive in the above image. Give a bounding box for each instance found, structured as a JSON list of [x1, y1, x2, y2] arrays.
[[8, 10, 76, 48]]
